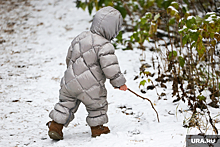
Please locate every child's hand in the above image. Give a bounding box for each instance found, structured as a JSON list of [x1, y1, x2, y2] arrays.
[[119, 84, 127, 91]]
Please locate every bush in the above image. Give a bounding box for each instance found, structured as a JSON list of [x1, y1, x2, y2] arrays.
[[75, 0, 220, 134]]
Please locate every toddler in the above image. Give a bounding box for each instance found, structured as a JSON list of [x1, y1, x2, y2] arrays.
[[47, 6, 127, 140]]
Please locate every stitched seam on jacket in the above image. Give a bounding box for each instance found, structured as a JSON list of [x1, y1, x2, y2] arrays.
[[97, 42, 110, 48], [54, 107, 66, 115], [61, 81, 75, 100], [57, 103, 73, 110], [84, 83, 100, 91], [97, 9, 117, 37], [86, 34, 104, 89], [73, 41, 85, 90], [98, 42, 111, 52], [71, 48, 96, 64], [74, 34, 102, 98], [101, 62, 118, 70], [99, 52, 114, 58], [59, 99, 76, 103], [110, 72, 121, 80], [76, 68, 90, 77], [87, 113, 106, 118], [78, 34, 105, 100], [64, 100, 80, 126], [90, 102, 108, 109], [88, 63, 98, 68]]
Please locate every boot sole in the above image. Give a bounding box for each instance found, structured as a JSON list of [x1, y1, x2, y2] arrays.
[[48, 131, 63, 140], [92, 130, 110, 138]]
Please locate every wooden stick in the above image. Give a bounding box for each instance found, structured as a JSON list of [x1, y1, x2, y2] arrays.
[[127, 88, 160, 122]]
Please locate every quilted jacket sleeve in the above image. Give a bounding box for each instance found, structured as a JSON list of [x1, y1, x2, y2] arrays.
[[66, 45, 72, 68], [98, 43, 126, 87]]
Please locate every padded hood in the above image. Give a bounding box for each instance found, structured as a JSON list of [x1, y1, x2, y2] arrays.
[[90, 6, 123, 40]]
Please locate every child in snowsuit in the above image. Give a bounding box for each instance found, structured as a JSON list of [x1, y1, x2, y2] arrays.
[[47, 6, 127, 140]]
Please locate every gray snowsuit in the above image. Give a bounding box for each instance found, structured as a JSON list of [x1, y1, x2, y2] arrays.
[[49, 6, 126, 127]]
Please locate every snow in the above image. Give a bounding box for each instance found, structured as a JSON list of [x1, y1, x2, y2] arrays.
[[187, 16, 195, 20], [179, 25, 187, 32], [206, 12, 216, 15], [171, 2, 178, 5], [188, 29, 197, 33], [168, 6, 178, 13], [0, 0, 220, 147]]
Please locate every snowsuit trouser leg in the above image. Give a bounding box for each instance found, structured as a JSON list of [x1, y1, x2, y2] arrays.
[[49, 84, 81, 127], [85, 96, 108, 127], [50, 81, 109, 127], [76, 87, 109, 127]]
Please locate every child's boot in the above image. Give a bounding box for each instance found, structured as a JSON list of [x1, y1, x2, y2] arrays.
[[91, 125, 110, 137], [46, 120, 64, 140]]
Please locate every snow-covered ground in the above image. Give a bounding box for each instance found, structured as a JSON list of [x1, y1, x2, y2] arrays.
[[0, 0, 219, 147]]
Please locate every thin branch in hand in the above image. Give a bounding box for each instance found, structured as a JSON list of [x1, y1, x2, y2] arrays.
[[128, 88, 160, 122]]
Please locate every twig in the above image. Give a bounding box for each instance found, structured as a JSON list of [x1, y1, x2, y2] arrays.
[[207, 110, 218, 135], [121, 0, 134, 22], [127, 88, 160, 122]]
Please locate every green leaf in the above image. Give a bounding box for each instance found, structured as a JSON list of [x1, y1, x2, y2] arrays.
[[139, 80, 147, 88], [211, 40, 216, 47], [156, 0, 163, 8], [147, 0, 155, 8], [88, 2, 94, 15], [140, 18, 147, 25], [191, 41, 196, 48], [116, 31, 123, 44], [178, 56, 185, 68], [145, 12, 152, 19], [171, 2, 179, 9], [196, 40, 206, 58], [162, 0, 173, 9], [197, 95, 206, 101], [182, 35, 188, 47], [191, 32, 200, 42], [132, 32, 140, 42], [167, 6, 178, 17], [205, 12, 216, 19], [80, 2, 87, 11], [169, 17, 175, 25], [182, 6, 188, 14], [98, 0, 105, 7], [196, 16, 203, 25], [169, 51, 177, 60], [115, 5, 127, 18], [139, 0, 145, 7], [144, 71, 151, 76], [183, 0, 189, 5], [76, 0, 81, 8], [104, 0, 113, 6], [186, 16, 196, 28], [210, 32, 215, 39]]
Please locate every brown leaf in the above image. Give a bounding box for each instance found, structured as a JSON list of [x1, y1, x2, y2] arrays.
[[147, 85, 155, 90], [133, 75, 139, 80]]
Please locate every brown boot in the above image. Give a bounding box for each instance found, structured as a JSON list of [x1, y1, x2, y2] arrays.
[[46, 120, 64, 140], [91, 125, 110, 137]]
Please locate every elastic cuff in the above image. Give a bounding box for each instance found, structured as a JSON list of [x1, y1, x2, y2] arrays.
[[110, 73, 126, 88], [86, 114, 108, 127]]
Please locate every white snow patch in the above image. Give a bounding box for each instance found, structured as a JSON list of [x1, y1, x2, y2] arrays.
[[168, 6, 178, 13], [0, 1, 219, 147], [187, 16, 195, 20]]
